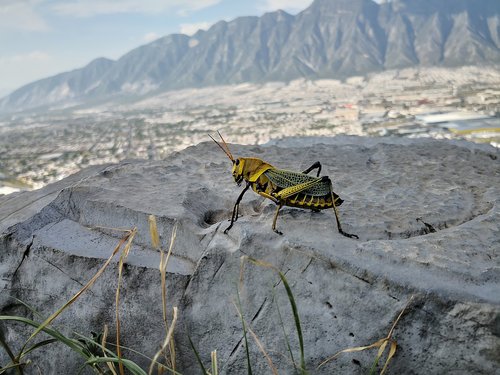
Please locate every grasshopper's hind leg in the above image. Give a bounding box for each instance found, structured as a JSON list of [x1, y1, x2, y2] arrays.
[[224, 183, 251, 234], [272, 203, 284, 235], [302, 161, 322, 177], [330, 189, 358, 239]]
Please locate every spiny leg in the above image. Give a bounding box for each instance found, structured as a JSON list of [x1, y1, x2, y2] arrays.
[[330, 187, 358, 239], [224, 183, 251, 234], [272, 203, 284, 235], [302, 161, 322, 177]]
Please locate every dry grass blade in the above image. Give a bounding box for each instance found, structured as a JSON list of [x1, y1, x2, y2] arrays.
[[370, 339, 389, 374], [211, 350, 218, 375], [375, 340, 388, 363], [22, 230, 134, 353], [317, 295, 414, 373], [386, 296, 414, 340], [318, 338, 387, 368], [239, 255, 278, 292], [101, 325, 118, 375], [148, 307, 178, 375], [149, 215, 160, 250], [247, 325, 279, 375], [380, 340, 397, 375], [115, 227, 137, 375], [159, 222, 178, 372]]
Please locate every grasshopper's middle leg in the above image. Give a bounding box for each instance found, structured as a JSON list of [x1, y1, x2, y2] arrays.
[[302, 161, 322, 177], [224, 183, 251, 234], [272, 202, 284, 235]]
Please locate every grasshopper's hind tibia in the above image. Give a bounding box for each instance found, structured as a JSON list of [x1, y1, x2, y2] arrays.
[[224, 183, 251, 234], [330, 186, 359, 239], [302, 161, 322, 177]]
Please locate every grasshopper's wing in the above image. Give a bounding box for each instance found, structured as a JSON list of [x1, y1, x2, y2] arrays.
[[273, 179, 324, 199], [264, 169, 332, 197]]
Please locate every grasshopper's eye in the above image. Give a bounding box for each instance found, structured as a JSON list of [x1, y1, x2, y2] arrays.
[[235, 159, 240, 166]]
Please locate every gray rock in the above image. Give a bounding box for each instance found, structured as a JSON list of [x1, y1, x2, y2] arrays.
[[0, 136, 499, 374]]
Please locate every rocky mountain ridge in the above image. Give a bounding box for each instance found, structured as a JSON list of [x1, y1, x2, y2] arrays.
[[1, 0, 500, 113]]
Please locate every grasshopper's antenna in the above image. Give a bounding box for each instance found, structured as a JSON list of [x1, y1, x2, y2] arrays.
[[209, 132, 235, 163], [217, 130, 234, 159]]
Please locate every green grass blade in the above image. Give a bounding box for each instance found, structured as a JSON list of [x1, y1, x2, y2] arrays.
[[187, 334, 209, 375], [236, 289, 253, 375], [0, 325, 22, 375], [85, 357, 147, 375], [369, 339, 388, 375], [0, 316, 88, 358], [272, 287, 297, 374], [278, 272, 307, 375], [10, 298, 45, 321], [22, 339, 59, 357], [0, 362, 29, 374]]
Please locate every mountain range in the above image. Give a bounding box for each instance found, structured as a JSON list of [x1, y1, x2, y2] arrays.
[[2, 0, 500, 113]]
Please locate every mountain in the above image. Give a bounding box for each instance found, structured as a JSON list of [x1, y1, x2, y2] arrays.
[[2, 0, 500, 113]]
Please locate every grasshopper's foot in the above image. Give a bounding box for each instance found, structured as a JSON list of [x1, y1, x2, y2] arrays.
[[340, 230, 358, 239], [224, 224, 234, 234], [273, 229, 283, 235]]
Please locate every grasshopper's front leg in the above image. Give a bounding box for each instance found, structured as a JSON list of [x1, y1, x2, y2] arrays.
[[224, 183, 251, 234]]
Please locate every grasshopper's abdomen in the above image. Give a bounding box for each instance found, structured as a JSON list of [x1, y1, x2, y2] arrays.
[[285, 190, 342, 209], [252, 168, 343, 210]]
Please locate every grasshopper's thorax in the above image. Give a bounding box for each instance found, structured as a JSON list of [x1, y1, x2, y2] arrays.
[[232, 157, 274, 185]]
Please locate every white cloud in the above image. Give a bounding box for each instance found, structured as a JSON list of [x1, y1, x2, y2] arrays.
[[0, 0, 49, 31], [143, 32, 159, 42], [0, 51, 51, 64], [53, 0, 221, 17], [258, 0, 313, 13], [0, 51, 53, 93], [179, 22, 212, 36]]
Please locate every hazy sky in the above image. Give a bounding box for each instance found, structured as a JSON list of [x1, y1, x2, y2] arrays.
[[0, 0, 322, 97]]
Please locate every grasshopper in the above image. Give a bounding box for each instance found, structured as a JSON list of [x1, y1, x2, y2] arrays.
[[210, 132, 358, 239]]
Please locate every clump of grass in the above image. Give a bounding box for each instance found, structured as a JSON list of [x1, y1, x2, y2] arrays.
[[148, 215, 178, 374], [0, 228, 137, 373], [317, 295, 414, 375], [239, 255, 308, 375], [0, 222, 181, 375]]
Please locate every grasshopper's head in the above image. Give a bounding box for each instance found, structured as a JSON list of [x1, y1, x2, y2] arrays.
[[231, 157, 272, 186], [209, 132, 273, 186], [232, 158, 245, 186]]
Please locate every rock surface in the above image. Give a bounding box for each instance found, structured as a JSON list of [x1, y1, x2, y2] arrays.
[[0, 136, 499, 374]]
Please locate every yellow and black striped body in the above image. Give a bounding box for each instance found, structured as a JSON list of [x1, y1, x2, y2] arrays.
[[252, 168, 343, 210], [223, 154, 357, 238]]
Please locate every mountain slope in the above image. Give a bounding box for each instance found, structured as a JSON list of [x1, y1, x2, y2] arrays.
[[1, 0, 500, 113]]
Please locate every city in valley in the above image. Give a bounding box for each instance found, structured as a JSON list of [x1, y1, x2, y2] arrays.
[[1, 66, 499, 195]]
